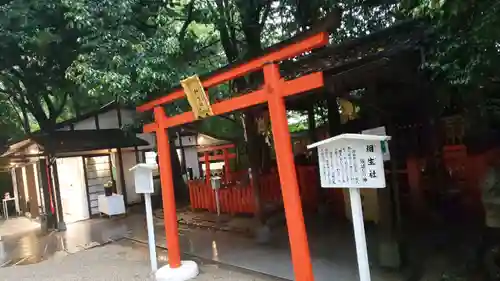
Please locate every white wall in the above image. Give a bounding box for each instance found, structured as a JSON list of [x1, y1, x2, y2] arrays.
[[182, 147, 201, 179], [32, 162, 42, 209], [120, 109, 136, 126], [56, 157, 89, 222], [174, 135, 197, 147], [10, 169, 20, 213], [73, 118, 97, 130], [58, 108, 155, 150], [111, 150, 145, 205], [137, 133, 155, 150], [98, 109, 120, 129], [145, 151, 157, 165], [121, 151, 142, 204], [21, 167, 29, 207], [110, 152, 121, 194]]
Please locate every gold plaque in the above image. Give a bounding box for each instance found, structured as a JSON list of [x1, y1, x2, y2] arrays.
[[181, 75, 213, 119]]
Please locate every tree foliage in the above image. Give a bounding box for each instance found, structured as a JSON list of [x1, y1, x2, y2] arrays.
[[401, 0, 500, 134], [402, 0, 500, 87], [65, 0, 224, 103]]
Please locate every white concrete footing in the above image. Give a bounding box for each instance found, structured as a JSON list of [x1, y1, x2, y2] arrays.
[[155, 260, 199, 281]]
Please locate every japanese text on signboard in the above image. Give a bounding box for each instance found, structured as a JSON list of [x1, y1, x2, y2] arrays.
[[317, 140, 386, 188]]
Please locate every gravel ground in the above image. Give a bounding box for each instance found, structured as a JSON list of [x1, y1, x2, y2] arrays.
[[0, 240, 279, 281]]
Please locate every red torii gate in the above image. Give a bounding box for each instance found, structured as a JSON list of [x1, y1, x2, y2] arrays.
[[137, 31, 328, 281], [197, 144, 236, 184]]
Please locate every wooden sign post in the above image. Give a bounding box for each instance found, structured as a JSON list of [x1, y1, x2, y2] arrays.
[[308, 134, 391, 281]]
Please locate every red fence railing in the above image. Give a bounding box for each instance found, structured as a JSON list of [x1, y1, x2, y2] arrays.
[[188, 166, 345, 216]]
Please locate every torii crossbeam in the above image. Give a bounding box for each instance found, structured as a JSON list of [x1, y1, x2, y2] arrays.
[[137, 31, 328, 281]]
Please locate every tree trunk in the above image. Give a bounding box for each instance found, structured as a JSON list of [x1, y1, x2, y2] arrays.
[[39, 122, 66, 231], [170, 129, 189, 207], [37, 158, 56, 231], [243, 112, 265, 223], [326, 92, 341, 137]]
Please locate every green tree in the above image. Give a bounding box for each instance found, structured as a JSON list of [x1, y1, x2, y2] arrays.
[[65, 0, 398, 218], [402, 0, 499, 87], [401, 0, 500, 138], [65, 0, 224, 104], [0, 0, 85, 134], [0, 98, 24, 144]]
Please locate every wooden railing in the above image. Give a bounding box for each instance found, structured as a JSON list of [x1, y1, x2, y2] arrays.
[[188, 166, 345, 216]]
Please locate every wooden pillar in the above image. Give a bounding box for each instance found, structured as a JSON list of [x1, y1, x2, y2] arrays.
[[117, 148, 128, 206], [326, 91, 341, 137], [375, 87, 401, 269], [204, 152, 211, 185], [44, 159, 56, 228], [265, 63, 314, 281], [154, 107, 181, 268], [308, 103, 323, 211], [38, 158, 54, 230], [223, 148, 231, 183], [407, 157, 424, 218], [134, 146, 140, 163], [307, 104, 317, 143], [50, 157, 66, 231], [177, 131, 187, 174]]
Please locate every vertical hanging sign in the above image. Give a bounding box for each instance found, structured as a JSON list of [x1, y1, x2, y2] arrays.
[[181, 75, 213, 119]]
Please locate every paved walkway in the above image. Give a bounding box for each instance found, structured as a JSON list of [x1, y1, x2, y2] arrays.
[[0, 217, 39, 237], [126, 212, 403, 281], [0, 217, 131, 266], [0, 239, 280, 281], [1, 210, 476, 280]]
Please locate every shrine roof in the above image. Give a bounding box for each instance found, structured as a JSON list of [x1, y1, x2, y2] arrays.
[[307, 133, 391, 149], [280, 20, 426, 80]]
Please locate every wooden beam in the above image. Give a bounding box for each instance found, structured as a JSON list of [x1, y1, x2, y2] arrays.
[[197, 144, 235, 152], [143, 72, 322, 132], [144, 123, 158, 133], [282, 72, 324, 97], [198, 154, 236, 162], [162, 88, 267, 129], [136, 33, 328, 112]]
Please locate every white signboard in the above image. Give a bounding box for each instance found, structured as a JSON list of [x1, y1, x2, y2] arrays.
[[308, 133, 391, 281], [130, 163, 158, 194], [362, 126, 390, 161], [308, 134, 389, 189]]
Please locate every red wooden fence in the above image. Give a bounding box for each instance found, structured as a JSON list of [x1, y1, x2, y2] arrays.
[[188, 165, 345, 216]]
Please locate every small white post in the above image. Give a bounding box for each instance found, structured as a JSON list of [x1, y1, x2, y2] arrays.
[[144, 193, 158, 272], [130, 163, 199, 281], [210, 176, 221, 216], [214, 189, 221, 216], [349, 188, 371, 281]]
